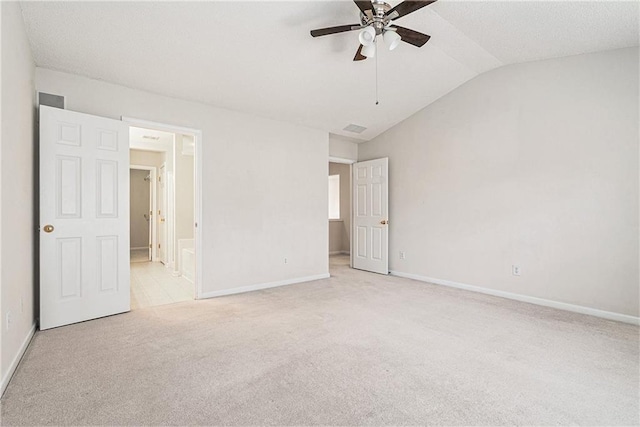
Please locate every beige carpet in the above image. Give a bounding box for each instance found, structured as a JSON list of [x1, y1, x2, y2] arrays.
[[1, 255, 638, 425]]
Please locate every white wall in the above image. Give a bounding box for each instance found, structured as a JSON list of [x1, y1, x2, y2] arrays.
[[130, 149, 164, 169], [358, 47, 639, 317], [329, 135, 358, 161], [0, 1, 36, 392], [36, 68, 329, 295]]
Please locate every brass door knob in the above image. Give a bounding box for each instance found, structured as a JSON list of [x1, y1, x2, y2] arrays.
[[380, 220, 388, 225], [43, 225, 54, 233]]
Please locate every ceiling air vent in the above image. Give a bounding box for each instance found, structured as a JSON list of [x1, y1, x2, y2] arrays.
[[343, 124, 367, 134]]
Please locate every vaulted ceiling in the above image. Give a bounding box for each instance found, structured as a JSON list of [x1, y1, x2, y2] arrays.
[[19, 1, 639, 141]]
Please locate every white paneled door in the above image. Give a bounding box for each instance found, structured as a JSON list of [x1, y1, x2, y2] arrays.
[[40, 106, 130, 330], [352, 158, 389, 274]]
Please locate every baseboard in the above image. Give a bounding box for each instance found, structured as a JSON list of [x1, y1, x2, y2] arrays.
[[199, 273, 330, 299], [390, 271, 639, 325], [130, 247, 148, 250], [1, 323, 36, 398], [329, 251, 350, 256]]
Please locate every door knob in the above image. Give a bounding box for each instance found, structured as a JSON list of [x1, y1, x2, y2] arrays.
[[43, 225, 54, 233], [380, 220, 388, 225]]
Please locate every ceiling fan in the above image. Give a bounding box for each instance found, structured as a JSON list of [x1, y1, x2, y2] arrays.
[[310, 0, 437, 61]]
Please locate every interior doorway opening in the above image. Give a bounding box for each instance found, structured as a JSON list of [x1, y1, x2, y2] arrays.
[[129, 166, 156, 263], [328, 158, 354, 272], [128, 125, 197, 309]]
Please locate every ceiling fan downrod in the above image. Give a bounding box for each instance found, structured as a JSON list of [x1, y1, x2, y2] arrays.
[[375, 40, 379, 106]]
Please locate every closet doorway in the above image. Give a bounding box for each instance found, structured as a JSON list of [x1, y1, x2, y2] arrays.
[[129, 165, 156, 263]]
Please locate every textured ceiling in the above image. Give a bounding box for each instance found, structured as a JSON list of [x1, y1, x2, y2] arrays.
[[434, 0, 639, 64], [20, 1, 639, 141]]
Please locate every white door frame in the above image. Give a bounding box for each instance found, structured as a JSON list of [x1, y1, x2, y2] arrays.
[[329, 156, 356, 268], [157, 161, 168, 266], [122, 116, 203, 300], [129, 165, 157, 261]]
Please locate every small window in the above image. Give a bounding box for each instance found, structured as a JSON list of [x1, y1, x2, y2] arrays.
[[328, 175, 340, 220]]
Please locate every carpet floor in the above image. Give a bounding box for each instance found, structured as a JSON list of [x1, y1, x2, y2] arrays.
[[1, 255, 638, 425]]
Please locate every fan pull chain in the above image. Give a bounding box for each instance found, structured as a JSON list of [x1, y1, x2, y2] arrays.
[[375, 38, 379, 105]]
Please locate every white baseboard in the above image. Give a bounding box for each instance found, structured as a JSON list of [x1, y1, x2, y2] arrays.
[[329, 251, 350, 256], [1, 323, 36, 397], [390, 271, 639, 326], [199, 273, 330, 300]]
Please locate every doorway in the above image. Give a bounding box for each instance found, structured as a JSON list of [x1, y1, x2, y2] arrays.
[[128, 124, 199, 309], [328, 156, 390, 275], [129, 167, 155, 263], [328, 158, 354, 273]]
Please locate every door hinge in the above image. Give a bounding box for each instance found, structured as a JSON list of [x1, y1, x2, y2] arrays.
[[158, 243, 161, 249]]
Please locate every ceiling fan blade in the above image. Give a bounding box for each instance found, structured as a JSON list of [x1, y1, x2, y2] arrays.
[[390, 25, 431, 47], [354, 0, 374, 14], [387, 0, 437, 20], [354, 45, 367, 61], [310, 24, 361, 37]]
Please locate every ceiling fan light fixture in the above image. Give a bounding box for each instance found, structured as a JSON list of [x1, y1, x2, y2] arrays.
[[384, 30, 402, 51], [358, 26, 376, 46], [361, 43, 376, 58]]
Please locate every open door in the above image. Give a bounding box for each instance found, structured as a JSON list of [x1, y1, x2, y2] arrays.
[[157, 163, 166, 264], [147, 172, 153, 261], [352, 158, 389, 274], [39, 106, 130, 330]]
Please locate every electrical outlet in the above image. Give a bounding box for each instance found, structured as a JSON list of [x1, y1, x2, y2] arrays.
[[6, 312, 12, 331], [512, 265, 521, 276], [399, 251, 406, 260]]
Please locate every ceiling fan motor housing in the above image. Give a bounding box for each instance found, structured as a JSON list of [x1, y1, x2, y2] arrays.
[[360, 1, 393, 35]]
